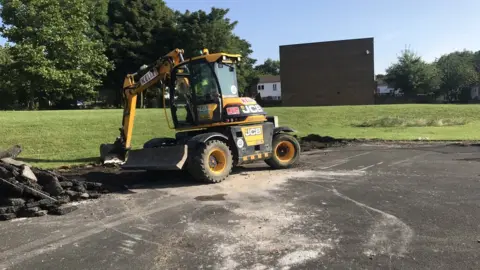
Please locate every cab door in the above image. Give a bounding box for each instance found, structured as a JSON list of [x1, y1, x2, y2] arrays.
[[190, 62, 223, 125]]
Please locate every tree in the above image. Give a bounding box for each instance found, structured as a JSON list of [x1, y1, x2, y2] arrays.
[[230, 36, 257, 96], [0, 45, 9, 64], [0, 0, 113, 109], [175, 7, 257, 95], [86, 0, 109, 41], [99, 0, 177, 106], [385, 49, 440, 98], [435, 50, 479, 102], [474, 50, 480, 73], [254, 58, 280, 76], [375, 74, 386, 81], [0, 45, 18, 110]]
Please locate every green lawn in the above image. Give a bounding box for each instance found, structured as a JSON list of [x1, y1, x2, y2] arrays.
[[1, 104, 479, 168]]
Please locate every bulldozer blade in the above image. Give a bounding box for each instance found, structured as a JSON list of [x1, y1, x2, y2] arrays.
[[100, 143, 126, 165], [121, 144, 188, 171]]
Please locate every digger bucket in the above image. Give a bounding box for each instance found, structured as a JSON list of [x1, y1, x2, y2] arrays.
[[121, 144, 189, 171], [100, 143, 126, 165]]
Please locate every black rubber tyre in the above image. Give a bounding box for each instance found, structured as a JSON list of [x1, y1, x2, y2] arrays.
[[187, 140, 233, 183], [265, 133, 301, 169]]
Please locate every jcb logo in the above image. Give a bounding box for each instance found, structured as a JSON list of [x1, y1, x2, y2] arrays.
[[241, 125, 264, 146], [245, 127, 262, 136], [241, 105, 263, 114]]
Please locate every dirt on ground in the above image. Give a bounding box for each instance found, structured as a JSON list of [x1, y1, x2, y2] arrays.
[[2, 133, 479, 222], [1, 141, 480, 269]]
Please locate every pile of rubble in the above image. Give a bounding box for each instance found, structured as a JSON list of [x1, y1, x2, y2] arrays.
[[299, 134, 349, 151], [0, 145, 108, 221]]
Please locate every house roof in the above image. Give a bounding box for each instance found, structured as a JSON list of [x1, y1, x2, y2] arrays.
[[258, 75, 280, 83]]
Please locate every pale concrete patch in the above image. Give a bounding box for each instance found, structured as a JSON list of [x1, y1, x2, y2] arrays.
[[172, 169, 337, 269]]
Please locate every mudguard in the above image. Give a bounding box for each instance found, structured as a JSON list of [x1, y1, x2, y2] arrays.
[[274, 126, 296, 135], [186, 132, 229, 149]]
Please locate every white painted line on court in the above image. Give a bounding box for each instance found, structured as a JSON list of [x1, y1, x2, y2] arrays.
[[387, 152, 429, 167], [358, 162, 384, 171]]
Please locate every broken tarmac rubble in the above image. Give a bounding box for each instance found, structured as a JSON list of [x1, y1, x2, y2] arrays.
[[298, 134, 350, 151], [0, 146, 109, 221]]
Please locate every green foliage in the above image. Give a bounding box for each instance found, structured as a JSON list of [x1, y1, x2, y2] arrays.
[[0, 1, 258, 108], [254, 58, 280, 76], [435, 50, 479, 102], [99, 0, 176, 102], [0, 45, 18, 110], [0, 45, 10, 65], [375, 74, 386, 81], [174, 8, 237, 54], [174, 7, 256, 96], [0, 0, 113, 109], [385, 49, 440, 97], [474, 51, 480, 72]]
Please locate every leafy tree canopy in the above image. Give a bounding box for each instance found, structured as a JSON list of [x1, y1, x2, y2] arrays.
[[434, 50, 479, 102], [0, 0, 113, 109], [385, 49, 440, 97], [254, 58, 280, 76]]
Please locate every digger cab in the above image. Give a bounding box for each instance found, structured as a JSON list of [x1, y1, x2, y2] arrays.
[[168, 51, 252, 130]]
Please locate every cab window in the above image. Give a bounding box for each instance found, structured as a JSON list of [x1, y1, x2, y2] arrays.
[[215, 63, 239, 97], [189, 62, 220, 104]]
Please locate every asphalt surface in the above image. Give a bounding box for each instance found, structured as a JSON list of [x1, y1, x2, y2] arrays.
[[1, 142, 480, 270]]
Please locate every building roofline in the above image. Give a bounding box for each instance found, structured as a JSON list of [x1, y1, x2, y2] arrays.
[[258, 75, 281, 83], [279, 37, 374, 48]]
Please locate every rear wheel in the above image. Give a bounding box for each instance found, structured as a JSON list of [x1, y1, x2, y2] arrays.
[[265, 133, 301, 169], [188, 140, 233, 183]]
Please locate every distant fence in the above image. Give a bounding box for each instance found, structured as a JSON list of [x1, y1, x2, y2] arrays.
[[374, 94, 480, 105], [374, 95, 440, 104]]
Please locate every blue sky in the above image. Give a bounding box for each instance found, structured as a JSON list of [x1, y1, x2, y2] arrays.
[[165, 0, 480, 74], [1, 0, 479, 74]]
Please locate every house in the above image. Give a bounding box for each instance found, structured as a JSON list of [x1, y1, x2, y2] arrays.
[[375, 77, 396, 95], [471, 85, 480, 100], [376, 82, 396, 95], [256, 75, 281, 100]]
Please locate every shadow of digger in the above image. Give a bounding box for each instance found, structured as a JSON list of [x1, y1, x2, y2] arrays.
[[60, 161, 274, 195]]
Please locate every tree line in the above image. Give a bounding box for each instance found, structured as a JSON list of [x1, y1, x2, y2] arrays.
[[0, 0, 281, 110], [378, 48, 480, 103]]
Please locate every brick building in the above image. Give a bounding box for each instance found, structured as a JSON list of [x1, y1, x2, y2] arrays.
[[279, 37, 375, 106]]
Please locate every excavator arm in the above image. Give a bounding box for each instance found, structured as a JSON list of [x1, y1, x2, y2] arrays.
[[100, 48, 185, 164]]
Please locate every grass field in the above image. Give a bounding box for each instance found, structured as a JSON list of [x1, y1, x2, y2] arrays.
[[1, 104, 479, 168]]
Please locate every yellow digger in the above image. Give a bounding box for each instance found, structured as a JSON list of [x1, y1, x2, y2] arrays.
[[100, 48, 301, 183]]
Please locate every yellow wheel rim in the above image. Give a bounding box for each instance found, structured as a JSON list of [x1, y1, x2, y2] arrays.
[[275, 141, 296, 162], [208, 149, 227, 173]]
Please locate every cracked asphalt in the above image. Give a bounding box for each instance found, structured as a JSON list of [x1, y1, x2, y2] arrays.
[[0, 142, 479, 270]]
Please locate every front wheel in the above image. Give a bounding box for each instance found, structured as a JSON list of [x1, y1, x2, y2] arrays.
[[265, 133, 301, 169], [188, 140, 233, 183]]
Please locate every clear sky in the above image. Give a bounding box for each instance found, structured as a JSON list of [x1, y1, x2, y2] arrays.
[[1, 0, 479, 74], [165, 0, 480, 74]]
